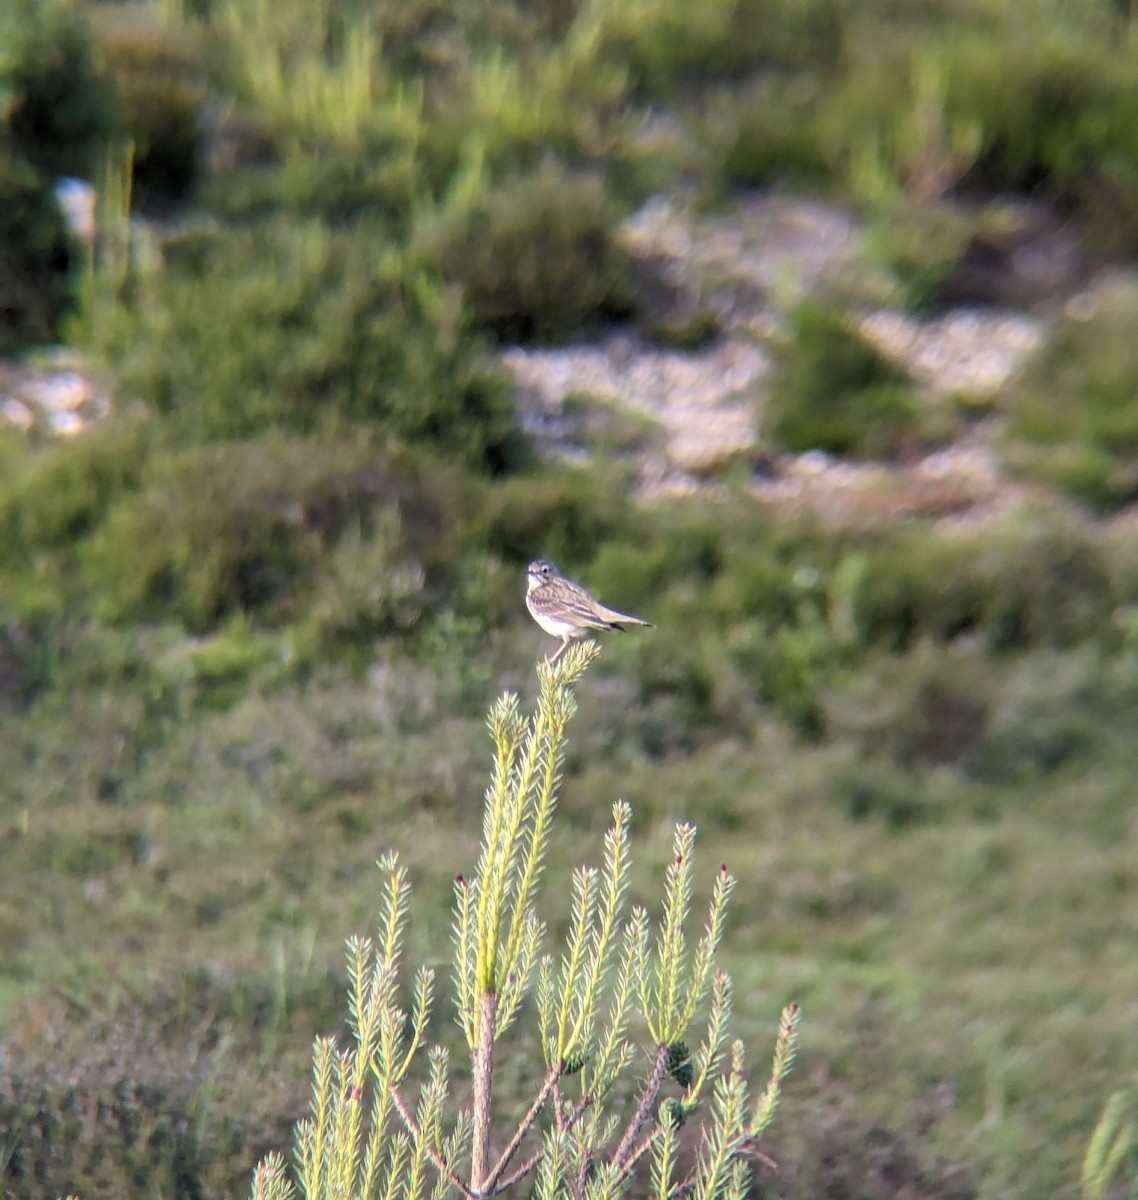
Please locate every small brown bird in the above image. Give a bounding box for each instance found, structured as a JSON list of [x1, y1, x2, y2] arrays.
[[525, 559, 653, 663]]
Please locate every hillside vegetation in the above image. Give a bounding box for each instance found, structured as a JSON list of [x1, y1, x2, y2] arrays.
[[1, 1, 1137, 1198]]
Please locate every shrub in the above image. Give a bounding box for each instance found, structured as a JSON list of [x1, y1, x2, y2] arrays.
[[298, 514, 433, 661], [92, 13, 206, 208], [0, 610, 59, 707], [764, 298, 921, 459], [865, 200, 975, 313], [80, 439, 448, 632], [635, 633, 722, 740], [0, 981, 320, 1200], [1, 0, 116, 348], [582, 0, 843, 96], [0, 414, 152, 568], [421, 48, 619, 178], [845, 519, 1116, 653], [587, 510, 852, 738], [982, 520, 1117, 651], [0, 0, 119, 181], [474, 478, 629, 575], [827, 641, 991, 775], [191, 0, 388, 147], [767, 15, 1138, 249], [765, 1080, 979, 1200], [250, 646, 799, 1200], [947, 30, 1138, 208], [579, 0, 742, 94], [0, 145, 75, 351], [1001, 281, 1138, 513], [86, 219, 519, 467], [841, 534, 986, 652], [719, 77, 833, 189], [175, 616, 290, 710], [813, 24, 1138, 250], [834, 760, 944, 830], [212, 134, 424, 227], [969, 649, 1109, 784], [824, 638, 1138, 795], [743, 612, 834, 738], [411, 160, 636, 343]]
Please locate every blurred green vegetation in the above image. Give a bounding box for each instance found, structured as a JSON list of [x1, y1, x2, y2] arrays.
[[90, 7, 207, 208], [0, 0, 115, 349], [2, 0, 1138, 1198], [764, 297, 925, 459], [411, 160, 638, 342], [1002, 280, 1138, 513]]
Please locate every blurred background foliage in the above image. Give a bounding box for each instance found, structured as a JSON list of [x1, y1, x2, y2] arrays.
[[2, 0, 1138, 1199]]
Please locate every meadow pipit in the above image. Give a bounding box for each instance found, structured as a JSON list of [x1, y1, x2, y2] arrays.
[[525, 559, 653, 663]]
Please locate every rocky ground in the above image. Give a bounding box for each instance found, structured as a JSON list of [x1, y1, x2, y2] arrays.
[[2, 189, 1123, 530], [0, 350, 109, 439], [504, 191, 1117, 526]]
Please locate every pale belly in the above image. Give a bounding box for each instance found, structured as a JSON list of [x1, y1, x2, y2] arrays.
[[528, 609, 584, 639]]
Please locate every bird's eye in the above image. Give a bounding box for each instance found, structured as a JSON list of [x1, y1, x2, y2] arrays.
[[541, 565, 550, 576]]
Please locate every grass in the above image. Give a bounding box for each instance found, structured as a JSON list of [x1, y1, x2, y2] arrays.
[[3, 500, 1138, 1200], [3, 446, 1136, 1200], [3, 619, 1136, 1200]]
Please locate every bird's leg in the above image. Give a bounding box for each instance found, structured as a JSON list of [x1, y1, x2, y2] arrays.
[[547, 638, 570, 666]]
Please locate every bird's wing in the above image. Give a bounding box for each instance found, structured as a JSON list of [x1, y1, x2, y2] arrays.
[[530, 586, 621, 631]]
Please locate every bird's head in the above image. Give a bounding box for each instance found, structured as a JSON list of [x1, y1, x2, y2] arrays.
[[527, 559, 561, 588]]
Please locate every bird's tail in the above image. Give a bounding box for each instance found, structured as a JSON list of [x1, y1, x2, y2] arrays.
[[598, 605, 653, 629]]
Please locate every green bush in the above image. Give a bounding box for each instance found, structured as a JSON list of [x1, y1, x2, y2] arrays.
[[834, 760, 943, 829], [847, 519, 1117, 653], [467, 465, 640, 566], [0, 610, 58, 707], [87, 219, 519, 467], [0, 0, 119, 181], [0, 982, 319, 1200], [945, 30, 1138, 214], [173, 617, 290, 710], [865, 200, 975, 313], [841, 533, 990, 651], [828, 641, 991, 774], [764, 298, 921, 459], [411, 160, 636, 342], [750, 14, 1138, 248], [832, 643, 1138, 789], [0, 0, 115, 348], [588, 508, 849, 736], [747, 614, 836, 737], [298, 516, 433, 661], [0, 145, 75, 352], [212, 135, 424, 227], [80, 439, 446, 632], [93, 14, 206, 207], [719, 77, 833, 189], [1002, 282, 1138, 513], [633, 635, 721, 748], [0, 414, 152, 568], [0, 421, 154, 699], [969, 650, 1111, 784], [586, 0, 843, 96], [983, 520, 1118, 651]]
